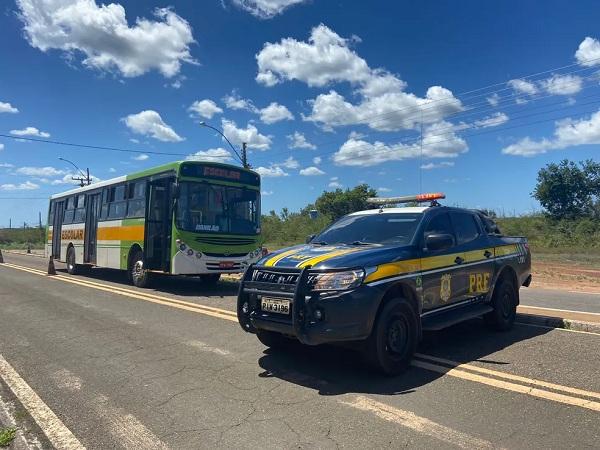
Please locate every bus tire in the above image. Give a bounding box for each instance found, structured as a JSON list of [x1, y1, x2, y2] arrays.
[[256, 329, 293, 350], [66, 246, 79, 275], [364, 298, 418, 376], [130, 249, 150, 288], [484, 279, 517, 331], [199, 274, 220, 285]]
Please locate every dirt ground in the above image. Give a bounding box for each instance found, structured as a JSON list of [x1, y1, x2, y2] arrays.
[[532, 261, 600, 293]]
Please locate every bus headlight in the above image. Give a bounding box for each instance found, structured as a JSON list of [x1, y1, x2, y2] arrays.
[[312, 269, 365, 291]]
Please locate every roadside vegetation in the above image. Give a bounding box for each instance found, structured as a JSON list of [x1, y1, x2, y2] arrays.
[[0, 427, 17, 447], [0, 228, 45, 250]]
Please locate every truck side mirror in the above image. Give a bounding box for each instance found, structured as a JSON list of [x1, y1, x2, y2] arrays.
[[425, 233, 454, 252], [306, 234, 316, 244]]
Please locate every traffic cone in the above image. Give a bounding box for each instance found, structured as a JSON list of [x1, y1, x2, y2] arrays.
[[47, 256, 56, 276], [0, 249, 4, 264]]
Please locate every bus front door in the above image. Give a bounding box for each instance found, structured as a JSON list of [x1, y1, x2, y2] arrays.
[[145, 179, 173, 272], [84, 193, 100, 264], [52, 200, 65, 259]]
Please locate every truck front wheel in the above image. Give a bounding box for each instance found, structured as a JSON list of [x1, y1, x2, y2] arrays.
[[365, 299, 418, 376], [484, 279, 517, 331]]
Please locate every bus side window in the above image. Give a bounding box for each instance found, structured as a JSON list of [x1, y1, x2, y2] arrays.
[[100, 188, 110, 219], [48, 201, 55, 225], [64, 196, 76, 224], [74, 194, 86, 223], [108, 184, 127, 219], [126, 181, 146, 218]]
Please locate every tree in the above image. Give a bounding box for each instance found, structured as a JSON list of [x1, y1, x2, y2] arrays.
[[315, 184, 378, 221], [532, 159, 600, 219]]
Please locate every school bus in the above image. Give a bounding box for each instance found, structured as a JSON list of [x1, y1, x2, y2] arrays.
[[46, 161, 264, 287]]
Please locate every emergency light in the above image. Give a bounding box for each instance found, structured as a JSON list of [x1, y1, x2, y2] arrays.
[[366, 192, 445, 206]]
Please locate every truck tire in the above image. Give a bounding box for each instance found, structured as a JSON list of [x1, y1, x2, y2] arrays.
[[484, 279, 517, 331], [256, 329, 293, 350], [365, 298, 418, 375], [66, 246, 79, 275], [130, 249, 151, 288]]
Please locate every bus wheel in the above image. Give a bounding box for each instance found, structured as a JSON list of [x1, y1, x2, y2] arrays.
[[364, 298, 418, 376], [199, 274, 220, 285], [66, 247, 79, 275], [130, 250, 150, 288]]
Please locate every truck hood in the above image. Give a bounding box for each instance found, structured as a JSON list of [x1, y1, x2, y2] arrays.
[[257, 243, 415, 269]]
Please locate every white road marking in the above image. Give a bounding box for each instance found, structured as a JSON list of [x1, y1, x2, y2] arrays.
[[0, 354, 84, 449], [568, 290, 600, 296], [342, 395, 498, 449], [515, 321, 600, 337], [88, 395, 169, 450], [519, 305, 600, 316], [186, 340, 232, 357]]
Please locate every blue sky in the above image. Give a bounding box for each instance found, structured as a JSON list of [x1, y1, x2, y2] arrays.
[[1, 0, 600, 226]]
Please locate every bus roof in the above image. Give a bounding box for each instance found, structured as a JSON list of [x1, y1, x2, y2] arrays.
[[49, 160, 258, 200]]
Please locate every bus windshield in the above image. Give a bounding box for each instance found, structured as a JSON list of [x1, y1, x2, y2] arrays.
[[175, 182, 260, 235]]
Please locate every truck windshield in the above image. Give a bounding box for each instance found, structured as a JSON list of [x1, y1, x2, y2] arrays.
[[175, 182, 259, 235], [313, 213, 422, 246]]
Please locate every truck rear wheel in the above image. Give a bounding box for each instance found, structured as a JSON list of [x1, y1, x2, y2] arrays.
[[256, 329, 293, 350], [484, 279, 517, 331], [365, 299, 418, 376]]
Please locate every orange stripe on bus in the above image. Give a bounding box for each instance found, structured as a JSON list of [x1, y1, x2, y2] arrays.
[[97, 225, 144, 241]]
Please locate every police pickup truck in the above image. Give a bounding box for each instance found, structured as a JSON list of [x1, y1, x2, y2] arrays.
[[237, 193, 531, 375]]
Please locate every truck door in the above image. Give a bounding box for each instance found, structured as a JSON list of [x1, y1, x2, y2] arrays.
[[84, 193, 101, 264], [451, 212, 494, 301], [52, 200, 65, 259], [420, 212, 465, 311]]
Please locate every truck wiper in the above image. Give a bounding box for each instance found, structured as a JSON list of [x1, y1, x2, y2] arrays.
[[312, 241, 328, 245], [350, 241, 374, 246]]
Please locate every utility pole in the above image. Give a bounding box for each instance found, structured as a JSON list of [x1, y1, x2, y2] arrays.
[[39, 211, 42, 229], [242, 142, 248, 169], [9, 218, 11, 229]]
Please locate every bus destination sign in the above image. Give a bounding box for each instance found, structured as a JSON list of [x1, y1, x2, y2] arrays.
[[180, 163, 259, 185]]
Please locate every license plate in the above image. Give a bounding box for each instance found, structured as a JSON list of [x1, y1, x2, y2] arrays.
[[261, 297, 290, 315], [219, 261, 234, 269]]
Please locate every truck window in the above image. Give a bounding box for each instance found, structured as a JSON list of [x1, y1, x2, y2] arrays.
[[450, 212, 480, 245], [424, 213, 454, 244]]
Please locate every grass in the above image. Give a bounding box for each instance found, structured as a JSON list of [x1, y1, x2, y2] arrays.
[[0, 427, 17, 447]]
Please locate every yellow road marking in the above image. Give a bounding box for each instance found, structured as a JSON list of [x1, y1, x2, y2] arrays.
[[411, 360, 600, 412], [414, 353, 600, 401], [342, 396, 497, 449], [3, 261, 600, 413]]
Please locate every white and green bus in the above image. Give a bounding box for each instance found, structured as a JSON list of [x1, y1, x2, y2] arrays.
[[46, 161, 264, 287]]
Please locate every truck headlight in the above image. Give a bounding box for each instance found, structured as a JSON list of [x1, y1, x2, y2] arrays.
[[312, 269, 365, 291]]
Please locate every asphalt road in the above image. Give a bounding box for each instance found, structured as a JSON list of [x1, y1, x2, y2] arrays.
[[0, 252, 599, 449]]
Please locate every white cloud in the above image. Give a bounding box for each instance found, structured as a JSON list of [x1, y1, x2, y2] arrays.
[[332, 121, 467, 167], [255, 166, 288, 177], [259, 102, 294, 124], [261, 190, 274, 196], [16, 0, 196, 78], [486, 93, 500, 107], [312, 156, 321, 165], [0, 181, 39, 191], [188, 99, 223, 119], [299, 166, 325, 176], [129, 138, 140, 144], [575, 37, 600, 67], [16, 166, 65, 177], [473, 112, 509, 128], [0, 144, 4, 151], [275, 156, 299, 169], [132, 154, 149, 161], [377, 187, 391, 192], [108, 167, 116, 173], [0, 101, 18, 113], [502, 109, 600, 156], [186, 148, 232, 163], [123, 110, 184, 142], [540, 74, 583, 96], [221, 119, 271, 150], [508, 79, 538, 96], [10, 127, 50, 138], [222, 91, 258, 112], [328, 181, 342, 188], [287, 131, 316, 149], [256, 24, 372, 87], [231, 0, 307, 18], [420, 161, 455, 170]]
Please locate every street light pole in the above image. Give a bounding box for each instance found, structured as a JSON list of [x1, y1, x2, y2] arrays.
[[198, 122, 248, 168], [58, 157, 91, 186]]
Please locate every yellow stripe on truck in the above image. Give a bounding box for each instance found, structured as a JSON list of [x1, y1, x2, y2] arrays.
[[495, 244, 519, 257], [264, 247, 305, 267], [296, 247, 364, 268]]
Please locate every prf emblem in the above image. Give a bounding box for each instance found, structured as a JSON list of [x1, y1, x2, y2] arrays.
[[469, 273, 490, 294], [440, 274, 452, 302]]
